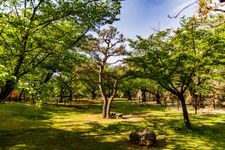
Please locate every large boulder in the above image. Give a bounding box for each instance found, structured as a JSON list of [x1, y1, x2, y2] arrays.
[[129, 129, 156, 147]]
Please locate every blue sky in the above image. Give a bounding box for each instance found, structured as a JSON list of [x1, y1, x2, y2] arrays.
[[113, 0, 198, 39]]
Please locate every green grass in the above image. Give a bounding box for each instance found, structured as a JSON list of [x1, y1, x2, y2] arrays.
[[0, 100, 225, 150]]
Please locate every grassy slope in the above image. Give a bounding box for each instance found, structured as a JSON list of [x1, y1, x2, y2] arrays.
[[0, 100, 225, 150]]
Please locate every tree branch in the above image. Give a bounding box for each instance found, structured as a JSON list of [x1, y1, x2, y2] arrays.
[[168, 1, 198, 18], [213, 8, 225, 13]]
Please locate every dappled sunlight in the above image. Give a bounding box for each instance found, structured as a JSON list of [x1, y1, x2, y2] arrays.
[[9, 144, 29, 149], [40, 102, 225, 149], [1, 0, 225, 149], [1, 101, 225, 149], [0, 104, 51, 130], [50, 112, 146, 132]]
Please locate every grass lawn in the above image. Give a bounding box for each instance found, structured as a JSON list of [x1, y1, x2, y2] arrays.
[[0, 99, 225, 150]]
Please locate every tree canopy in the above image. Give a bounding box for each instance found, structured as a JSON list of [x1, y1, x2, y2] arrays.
[[127, 17, 225, 128], [0, 0, 123, 102]]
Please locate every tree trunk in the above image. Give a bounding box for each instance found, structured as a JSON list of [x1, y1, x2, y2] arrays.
[[91, 93, 96, 100], [177, 100, 180, 110], [98, 65, 108, 118], [141, 89, 146, 102], [194, 96, 198, 114], [44, 71, 54, 83], [189, 83, 199, 114], [199, 94, 205, 108], [108, 84, 111, 97], [0, 80, 16, 103], [213, 98, 216, 110], [125, 91, 132, 100], [194, 95, 201, 115], [90, 89, 97, 100], [164, 96, 168, 108], [106, 94, 117, 118], [100, 94, 108, 118], [32, 94, 35, 104], [59, 90, 64, 103], [18, 89, 25, 102], [106, 97, 113, 118], [69, 88, 73, 105], [156, 92, 161, 104], [191, 92, 198, 114], [178, 94, 192, 129], [164, 99, 167, 108], [106, 79, 118, 118], [102, 98, 108, 118]]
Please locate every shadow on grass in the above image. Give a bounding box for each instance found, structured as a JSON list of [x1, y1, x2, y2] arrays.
[[142, 111, 225, 149], [44, 99, 165, 116], [166, 120, 225, 149], [2, 100, 225, 149], [176, 116, 225, 149], [112, 100, 165, 115], [44, 103, 102, 114], [0, 103, 51, 121], [86, 121, 141, 135], [0, 127, 151, 150], [191, 118, 225, 149], [84, 121, 167, 149]]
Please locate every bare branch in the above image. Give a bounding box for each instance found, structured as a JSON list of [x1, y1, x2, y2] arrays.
[[107, 59, 123, 65], [168, 1, 198, 18], [30, 0, 44, 22], [213, 8, 225, 13], [14, 5, 21, 19]]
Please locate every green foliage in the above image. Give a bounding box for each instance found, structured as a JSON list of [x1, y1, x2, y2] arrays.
[[127, 17, 225, 128], [128, 17, 225, 96], [129, 28, 192, 94], [0, 0, 123, 101], [119, 78, 162, 97], [0, 65, 16, 88]]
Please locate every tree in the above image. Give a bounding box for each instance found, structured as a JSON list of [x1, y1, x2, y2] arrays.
[[119, 77, 163, 103], [198, 0, 225, 16], [129, 31, 194, 128], [127, 17, 221, 129], [83, 26, 128, 118], [0, 0, 122, 103], [77, 61, 99, 100], [169, 0, 225, 19]]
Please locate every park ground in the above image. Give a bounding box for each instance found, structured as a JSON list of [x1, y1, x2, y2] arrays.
[[0, 99, 225, 150]]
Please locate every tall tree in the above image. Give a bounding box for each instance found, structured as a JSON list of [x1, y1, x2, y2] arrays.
[[128, 17, 221, 129], [129, 30, 194, 128], [0, 0, 122, 103], [83, 26, 127, 118]]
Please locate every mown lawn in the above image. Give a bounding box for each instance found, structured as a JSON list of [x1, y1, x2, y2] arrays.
[[0, 99, 225, 150]]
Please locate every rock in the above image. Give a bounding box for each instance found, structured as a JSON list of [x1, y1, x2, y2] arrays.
[[110, 112, 117, 118], [129, 129, 156, 147], [110, 112, 124, 119]]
